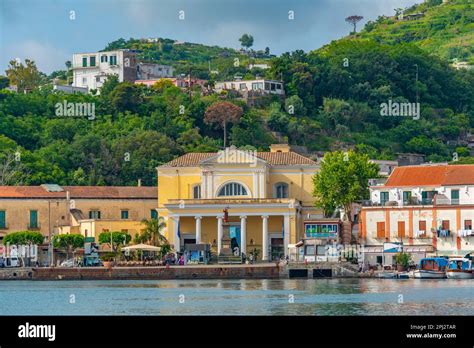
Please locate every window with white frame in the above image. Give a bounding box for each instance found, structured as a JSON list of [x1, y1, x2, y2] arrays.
[[274, 182, 289, 198], [217, 182, 248, 197], [193, 184, 201, 199]]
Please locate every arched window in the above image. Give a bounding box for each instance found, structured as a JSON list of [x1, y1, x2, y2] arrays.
[[193, 184, 201, 199], [217, 182, 248, 197], [274, 182, 289, 198]]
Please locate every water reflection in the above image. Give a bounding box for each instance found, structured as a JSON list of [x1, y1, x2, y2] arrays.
[[0, 279, 472, 316]]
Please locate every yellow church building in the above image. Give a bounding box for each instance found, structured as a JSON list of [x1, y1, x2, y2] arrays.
[[157, 144, 322, 261]]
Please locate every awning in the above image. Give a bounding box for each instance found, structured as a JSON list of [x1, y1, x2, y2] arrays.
[[362, 245, 433, 253], [363, 247, 383, 253], [122, 244, 161, 252], [404, 245, 434, 253]]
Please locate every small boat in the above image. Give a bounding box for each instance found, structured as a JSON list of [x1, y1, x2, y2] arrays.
[[447, 257, 473, 279], [413, 257, 448, 279], [378, 271, 397, 278], [397, 272, 410, 279]]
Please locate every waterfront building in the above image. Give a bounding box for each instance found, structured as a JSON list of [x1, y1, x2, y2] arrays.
[[0, 184, 157, 244], [360, 164, 474, 265], [157, 145, 321, 261]]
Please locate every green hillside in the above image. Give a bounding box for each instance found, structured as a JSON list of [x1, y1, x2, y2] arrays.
[[356, 0, 474, 63], [2, 1, 474, 186], [103, 37, 273, 80]]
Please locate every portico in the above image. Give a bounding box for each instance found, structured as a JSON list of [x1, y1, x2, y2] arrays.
[[166, 199, 296, 261]]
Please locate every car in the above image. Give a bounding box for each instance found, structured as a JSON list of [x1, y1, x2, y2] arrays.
[[60, 258, 76, 267]]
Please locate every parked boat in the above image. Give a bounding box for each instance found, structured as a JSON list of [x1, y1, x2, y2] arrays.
[[413, 257, 448, 279], [397, 272, 410, 279], [378, 271, 397, 278], [446, 257, 473, 279]]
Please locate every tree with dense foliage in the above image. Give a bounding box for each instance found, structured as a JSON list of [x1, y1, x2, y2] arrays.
[[204, 101, 243, 147], [239, 34, 254, 50], [5, 59, 42, 93], [2, 231, 44, 245], [98, 231, 131, 253], [52, 234, 85, 260], [313, 150, 379, 226], [0, 76, 9, 89], [345, 15, 364, 34]]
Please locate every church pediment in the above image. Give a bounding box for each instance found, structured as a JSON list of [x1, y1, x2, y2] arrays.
[[199, 146, 267, 168]]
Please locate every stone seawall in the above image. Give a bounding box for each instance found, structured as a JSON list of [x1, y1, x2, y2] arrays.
[[0, 268, 34, 280], [0, 264, 281, 280]]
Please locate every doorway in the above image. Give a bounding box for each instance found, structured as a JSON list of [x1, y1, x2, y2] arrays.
[[229, 225, 241, 255], [270, 237, 284, 260]]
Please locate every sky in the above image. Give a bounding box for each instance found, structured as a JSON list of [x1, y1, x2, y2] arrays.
[[0, 0, 422, 74]]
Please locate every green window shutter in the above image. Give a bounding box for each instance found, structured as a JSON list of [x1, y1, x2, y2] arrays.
[[451, 190, 459, 200], [403, 191, 411, 202], [151, 210, 158, 219], [30, 210, 38, 228], [0, 211, 5, 228], [121, 210, 129, 219], [90, 56, 96, 67], [82, 57, 87, 67]]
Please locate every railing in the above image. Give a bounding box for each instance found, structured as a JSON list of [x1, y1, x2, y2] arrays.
[[414, 230, 431, 238], [437, 229, 451, 238], [368, 178, 388, 186], [362, 197, 465, 207], [305, 232, 338, 239], [167, 198, 296, 205], [27, 224, 41, 230]]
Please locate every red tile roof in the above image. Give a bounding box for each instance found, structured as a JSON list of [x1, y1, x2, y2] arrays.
[[0, 186, 157, 199], [161, 151, 317, 167], [384, 165, 474, 187]]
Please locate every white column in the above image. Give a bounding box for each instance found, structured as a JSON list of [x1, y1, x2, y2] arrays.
[[209, 172, 214, 198], [217, 216, 223, 254], [173, 215, 180, 251], [262, 215, 269, 261], [202, 172, 207, 199], [195, 216, 202, 244], [259, 171, 265, 198], [253, 172, 259, 198], [284, 214, 290, 258], [240, 216, 247, 255]]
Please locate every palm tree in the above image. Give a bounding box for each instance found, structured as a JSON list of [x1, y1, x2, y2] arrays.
[[140, 217, 167, 246]]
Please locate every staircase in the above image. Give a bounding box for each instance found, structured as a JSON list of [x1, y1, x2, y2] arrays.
[[217, 255, 243, 264]]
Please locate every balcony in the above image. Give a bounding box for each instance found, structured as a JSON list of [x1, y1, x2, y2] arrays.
[[414, 230, 431, 239], [305, 231, 338, 239], [368, 178, 388, 187], [166, 198, 297, 206], [27, 223, 41, 231], [437, 229, 451, 238], [362, 195, 463, 207]]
